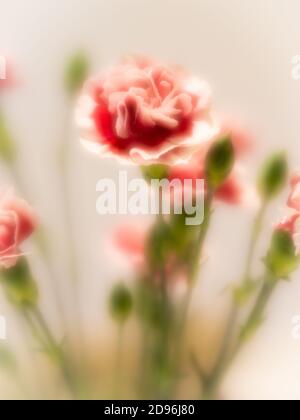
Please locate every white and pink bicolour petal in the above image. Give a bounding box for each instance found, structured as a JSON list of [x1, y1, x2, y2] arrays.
[[76, 55, 219, 166]]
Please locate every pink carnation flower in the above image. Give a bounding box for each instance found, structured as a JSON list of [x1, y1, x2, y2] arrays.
[[276, 172, 300, 252], [288, 172, 300, 212], [0, 190, 38, 268], [76, 55, 218, 165], [276, 212, 300, 254], [276, 213, 299, 236], [0, 55, 15, 91], [169, 157, 257, 207], [220, 116, 254, 156], [113, 224, 147, 266]]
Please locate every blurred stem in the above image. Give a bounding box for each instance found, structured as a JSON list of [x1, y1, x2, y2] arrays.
[[169, 190, 214, 397], [24, 306, 79, 399], [201, 201, 268, 399], [114, 323, 125, 398], [189, 189, 215, 285], [7, 159, 68, 334], [201, 271, 277, 400], [243, 201, 268, 282], [235, 273, 277, 353], [178, 190, 214, 341], [60, 95, 79, 285], [59, 95, 84, 350], [138, 325, 151, 399]]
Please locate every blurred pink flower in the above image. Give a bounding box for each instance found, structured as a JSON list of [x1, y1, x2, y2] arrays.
[[288, 172, 300, 212], [215, 166, 257, 206], [168, 114, 257, 207], [76, 55, 219, 165], [276, 213, 299, 236], [276, 173, 300, 251], [276, 211, 300, 254], [110, 222, 149, 271], [169, 159, 257, 207], [109, 223, 190, 291], [0, 55, 15, 91], [0, 190, 38, 268], [219, 116, 254, 157]]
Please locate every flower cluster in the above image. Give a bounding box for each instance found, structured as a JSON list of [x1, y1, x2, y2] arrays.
[[0, 53, 299, 401]]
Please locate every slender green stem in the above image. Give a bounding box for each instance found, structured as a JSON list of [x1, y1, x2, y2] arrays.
[[201, 201, 268, 398], [27, 306, 78, 399], [59, 97, 85, 354], [179, 190, 214, 331], [9, 160, 68, 334], [169, 191, 214, 397], [243, 202, 268, 282], [189, 190, 214, 284], [235, 274, 277, 355], [114, 323, 125, 398], [138, 326, 151, 399], [177, 190, 214, 344], [31, 307, 60, 352], [21, 308, 49, 350], [201, 272, 277, 400]]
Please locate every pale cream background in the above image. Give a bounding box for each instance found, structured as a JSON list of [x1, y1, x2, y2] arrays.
[[0, 0, 300, 399]]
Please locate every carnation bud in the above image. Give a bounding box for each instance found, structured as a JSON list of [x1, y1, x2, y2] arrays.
[[0, 259, 38, 308], [0, 112, 15, 163], [265, 230, 300, 279], [65, 52, 89, 95], [205, 136, 235, 190], [142, 164, 169, 182], [109, 283, 133, 324], [258, 152, 288, 201]]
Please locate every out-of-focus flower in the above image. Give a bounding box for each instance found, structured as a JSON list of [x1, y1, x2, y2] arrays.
[[109, 222, 149, 271], [288, 172, 300, 212], [276, 213, 299, 237], [169, 156, 257, 207], [214, 165, 258, 206], [0, 55, 15, 91], [0, 190, 38, 269], [76, 55, 218, 165], [275, 172, 300, 253], [219, 116, 254, 156]]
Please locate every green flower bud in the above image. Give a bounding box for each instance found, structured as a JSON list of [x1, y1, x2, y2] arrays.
[[109, 283, 133, 324], [258, 152, 288, 201], [265, 230, 300, 279], [0, 112, 15, 163], [141, 164, 169, 182], [205, 136, 235, 189], [65, 52, 89, 95], [0, 259, 38, 308]]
